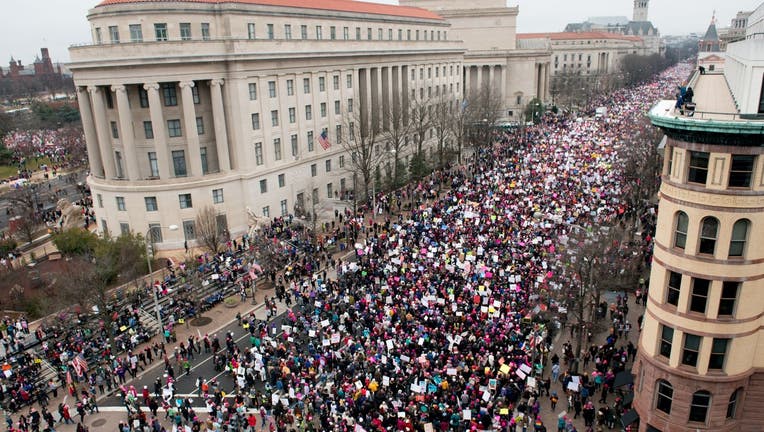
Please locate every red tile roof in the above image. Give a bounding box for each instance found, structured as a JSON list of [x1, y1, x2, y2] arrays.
[[517, 31, 642, 42], [96, 0, 444, 20]]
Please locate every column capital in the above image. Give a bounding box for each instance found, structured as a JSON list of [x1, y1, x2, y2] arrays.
[[111, 84, 127, 93], [210, 78, 225, 87], [179, 80, 195, 89], [77, 86, 89, 94], [143, 82, 160, 91], [87, 85, 100, 94]]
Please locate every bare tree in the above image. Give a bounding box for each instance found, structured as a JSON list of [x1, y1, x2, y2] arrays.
[[466, 83, 504, 154], [431, 95, 454, 169], [342, 109, 385, 200], [195, 205, 224, 253], [449, 98, 470, 164], [380, 97, 413, 189]]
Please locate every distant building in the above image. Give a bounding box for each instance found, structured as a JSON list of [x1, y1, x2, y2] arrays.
[[564, 0, 661, 55], [719, 10, 753, 46], [698, 14, 725, 73], [0, 48, 71, 96]]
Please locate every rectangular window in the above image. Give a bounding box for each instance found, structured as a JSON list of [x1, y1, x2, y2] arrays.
[[310, 163, 317, 177], [718, 281, 739, 316], [212, 188, 224, 204], [343, 27, 349, 40], [120, 223, 130, 236], [325, 159, 332, 172], [315, 26, 322, 39], [139, 88, 149, 107], [148, 223, 162, 243], [179, 193, 193, 209], [356, 27, 361, 40], [162, 83, 177, 106], [688, 151, 709, 184], [144, 121, 154, 139], [335, 125, 342, 143], [300, 25, 307, 39], [291, 134, 298, 157], [367, 28, 372, 40], [273, 138, 282, 161], [667, 271, 681, 306], [201, 23, 210, 40], [110, 121, 119, 139], [319, 76, 326, 92], [254, 142, 263, 166], [167, 119, 182, 137], [347, 74, 353, 88], [262, 206, 270, 218], [303, 78, 311, 94], [682, 333, 701, 367], [333, 75, 340, 90], [268, 81, 276, 98], [286, 79, 294, 96], [690, 278, 710, 313], [349, 122, 354, 140], [182, 220, 196, 240], [259, 179, 268, 193], [196, 117, 205, 135], [271, 110, 279, 127], [280, 199, 288, 216], [334, 100, 341, 115], [284, 24, 292, 39], [267, 24, 274, 39], [347, 98, 354, 112], [180, 23, 192, 40], [339, 155, 345, 168], [116, 196, 126, 211], [288, 107, 296, 123], [307, 131, 314, 152], [278, 174, 285, 188], [148, 152, 159, 177], [398, 29, 403, 40], [129, 24, 142, 42], [145, 196, 158, 211], [248, 83, 257, 100], [251, 113, 260, 130], [659, 325, 673, 358], [330, 26, 336, 40], [97, 194, 103, 208], [95, 27, 102, 44], [327, 182, 333, 198], [320, 102, 327, 118], [709, 338, 729, 370], [389, 28, 393, 40], [109, 26, 120, 43], [172, 150, 187, 176], [192, 85, 200, 104], [729, 155, 755, 188], [247, 23, 256, 39], [200, 147, 208, 174], [305, 105, 312, 120]]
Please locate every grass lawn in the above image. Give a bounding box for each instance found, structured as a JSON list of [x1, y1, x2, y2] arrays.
[[0, 156, 53, 180]]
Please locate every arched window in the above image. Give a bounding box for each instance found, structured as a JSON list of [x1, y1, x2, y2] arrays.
[[689, 390, 712, 423], [729, 219, 750, 257], [674, 212, 689, 249], [698, 217, 719, 255], [656, 380, 673, 414], [727, 388, 742, 419]]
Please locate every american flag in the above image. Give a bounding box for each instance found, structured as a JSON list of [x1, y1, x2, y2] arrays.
[[71, 353, 88, 376], [318, 129, 331, 150]]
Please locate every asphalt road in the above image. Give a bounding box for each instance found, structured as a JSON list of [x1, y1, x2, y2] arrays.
[[100, 300, 304, 409], [0, 171, 88, 229]]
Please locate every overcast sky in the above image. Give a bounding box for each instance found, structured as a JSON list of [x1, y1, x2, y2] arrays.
[[1, 0, 759, 64]]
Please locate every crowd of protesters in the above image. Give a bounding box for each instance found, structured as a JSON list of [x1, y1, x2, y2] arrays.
[[1, 61, 692, 431]]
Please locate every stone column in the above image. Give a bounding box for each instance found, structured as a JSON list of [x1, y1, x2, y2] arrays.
[[144, 83, 171, 179], [476, 65, 483, 92], [180, 80, 203, 177], [88, 86, 117, 179], [501, 64, 508, 102], [76, 87, 104, 177], [112, 84, 141, 180], [464, 66, 470, 97], [209, 79, 231, 172], [489, 65, 495, 92]]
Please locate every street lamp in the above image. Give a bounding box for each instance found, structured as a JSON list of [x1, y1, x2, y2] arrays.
[[145, 224, 179, 330]]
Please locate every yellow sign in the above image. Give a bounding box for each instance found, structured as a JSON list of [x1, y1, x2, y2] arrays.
[[178, 319, 185, 324]]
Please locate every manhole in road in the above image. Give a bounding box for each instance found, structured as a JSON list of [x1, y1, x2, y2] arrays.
[[191, 317, 213, 326], [91, 419, 107, 427]]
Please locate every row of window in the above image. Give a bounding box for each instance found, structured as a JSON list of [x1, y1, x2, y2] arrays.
[[246, 22, 446, 43], [654, 380, 741, 424], [673, 150, 757, 189], [111, 188, 224, 213], [673, 213, 750, 258], [103, 83, 198, 109], [96, 22, 210, 44], [110, 118, 204, 142], [665, 271, 739, 317], [95, 21, 447, 45], [659, 325, 729, 370], [251, 101, 352, 128]]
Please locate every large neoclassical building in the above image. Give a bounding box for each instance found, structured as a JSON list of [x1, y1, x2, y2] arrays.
[[70, 0, 467, 247], [633, 6, 764, 431]]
